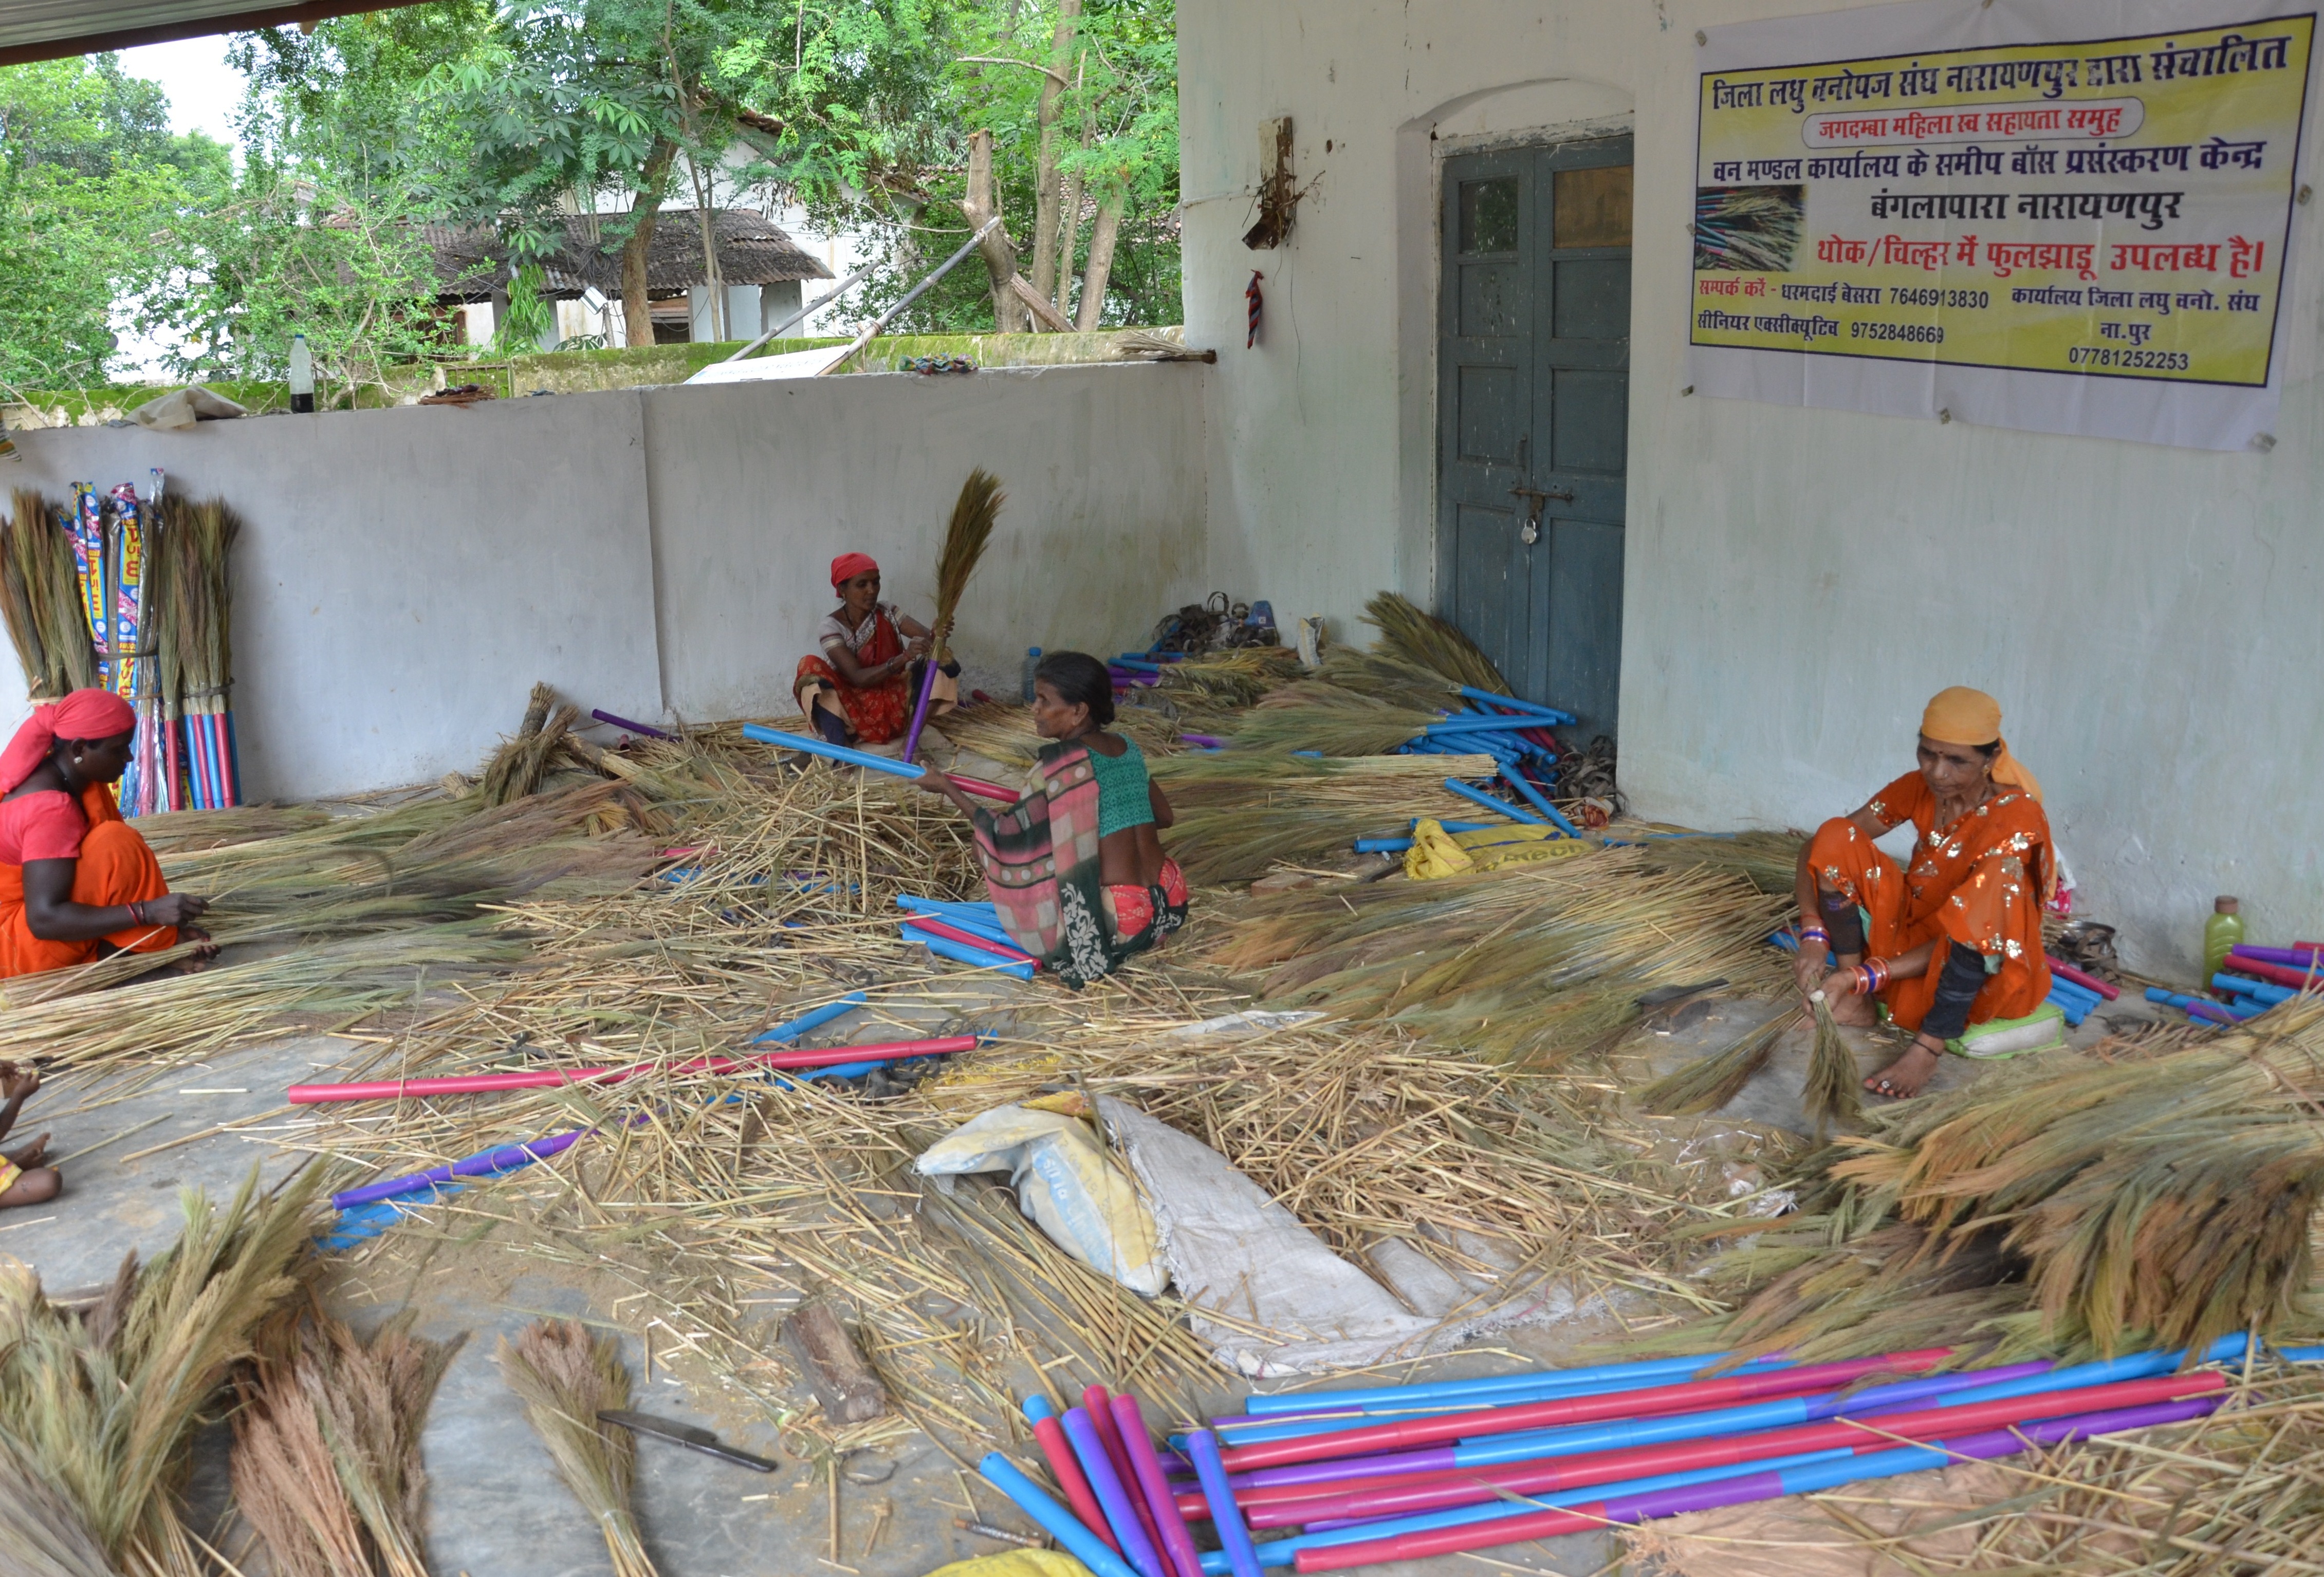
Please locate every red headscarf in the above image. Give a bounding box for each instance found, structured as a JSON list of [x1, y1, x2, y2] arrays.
[[830, 551, 878, 589], [0, 690, 137, 794]]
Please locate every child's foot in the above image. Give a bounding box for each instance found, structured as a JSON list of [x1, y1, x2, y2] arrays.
[[1864, 1040, 1941, 1099], [5, 1133, 49, 1169]]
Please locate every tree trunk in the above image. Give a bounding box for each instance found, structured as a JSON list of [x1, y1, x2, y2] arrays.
[[1028, 0, 1081, 305], [963, 128, 1026, 331], [1074, 187, 1124, 332], [688, 151, 726, 342], [620, 139, 678, 347]]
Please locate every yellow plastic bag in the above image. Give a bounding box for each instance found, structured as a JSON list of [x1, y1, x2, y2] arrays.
[[1404, 819, 1475, 880], [923, 1549, 1088, 1577], [916, 1105, 1168, 1294]]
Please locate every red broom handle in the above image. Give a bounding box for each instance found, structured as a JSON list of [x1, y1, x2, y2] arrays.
[[1034, 1415, 1122, 1554], [905, 916, 1034, 961], [945, 772, 1020, 804], [286, 1035, 977, 1104], [2045, 957, 2119, 1000], [1215, 1350, 1952, 1471], [2224, 955, 2323, 991]]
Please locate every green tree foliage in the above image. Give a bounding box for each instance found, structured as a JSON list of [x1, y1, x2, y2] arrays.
[[0, 56, 228, 391]]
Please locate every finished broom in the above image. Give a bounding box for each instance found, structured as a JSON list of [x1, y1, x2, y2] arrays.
[[1803, 991, 1865, 1136], [498, 1319, 659, 1577], [900, 467, 1004, 765]]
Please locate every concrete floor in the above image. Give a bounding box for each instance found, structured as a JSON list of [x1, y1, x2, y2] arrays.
[[5, 956, 2161, 1577]]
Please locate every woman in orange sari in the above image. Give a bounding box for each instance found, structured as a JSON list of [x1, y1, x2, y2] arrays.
[[1793, 687, 2054, 1099]]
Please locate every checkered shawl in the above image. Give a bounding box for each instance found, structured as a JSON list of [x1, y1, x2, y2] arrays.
[[971, 740, 1117, 985]]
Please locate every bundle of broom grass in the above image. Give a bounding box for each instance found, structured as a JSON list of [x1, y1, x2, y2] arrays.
[[1156, 646, 1305, 729], [231, 1308, 460, 1577], [1631, 828, 1805, 897], [1361, 591, 1513, 694], [0, 1165, 319, 1577], [931, 468, 1003, 672], [1226, 681, 1451, 757], [1, 489, 98, 698], [154, 492, 241, 807], [474, 682, 581, 807], [1211, 847, 1790, 1063], [1676, 1000, 2324, 1363], [1150, 748, 1497, 884], [499, 1319, 659, 1577], [931, 697, 1178, 770]]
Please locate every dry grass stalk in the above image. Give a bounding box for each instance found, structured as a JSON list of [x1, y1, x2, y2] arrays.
[[498, 1319, 658, 1577], [477, 683, 562, 806], [1150, 750, 1500, 885], [1802, 994, 1863, 1137], [1638, 1007, 1800, 1116]]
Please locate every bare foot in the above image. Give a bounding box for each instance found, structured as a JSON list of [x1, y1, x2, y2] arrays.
[[1864, 1039, 1941, 1099], [1825, 990, 1878, 1028], [6, 1133, 50, 1169]]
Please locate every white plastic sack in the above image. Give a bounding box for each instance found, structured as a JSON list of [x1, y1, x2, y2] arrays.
[[130, 385, 248, 430], [916, 1105, 1167, 1295]]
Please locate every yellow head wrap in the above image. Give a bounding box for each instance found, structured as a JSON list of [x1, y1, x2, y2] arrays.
[[1920, 686, 2041, 802]]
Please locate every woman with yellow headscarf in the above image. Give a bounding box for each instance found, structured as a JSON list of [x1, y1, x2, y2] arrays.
[[1793, 687, 2054, 1099]]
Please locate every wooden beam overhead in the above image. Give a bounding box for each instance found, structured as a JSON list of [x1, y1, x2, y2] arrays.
[[0, 0, 433, 68]]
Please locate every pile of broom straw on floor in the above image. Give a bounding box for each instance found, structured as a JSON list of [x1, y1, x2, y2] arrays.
[[1650, 998, 2324, 1366], [1208, 844, 1791, 1064]]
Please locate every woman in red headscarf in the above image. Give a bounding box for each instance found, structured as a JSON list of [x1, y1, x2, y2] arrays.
[[0, 689, 208, 983], [792, 552, 957, 746], [1792, 687, 2055, 1100]]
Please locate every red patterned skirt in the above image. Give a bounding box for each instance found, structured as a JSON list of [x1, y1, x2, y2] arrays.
[[795, 656, 911, 745]]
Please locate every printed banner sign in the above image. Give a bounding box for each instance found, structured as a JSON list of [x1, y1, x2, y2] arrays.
[[1690, 0, 2316, 449]]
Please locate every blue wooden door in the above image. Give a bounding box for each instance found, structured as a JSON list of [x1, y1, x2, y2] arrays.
[[1437, 138, 1632, 738]]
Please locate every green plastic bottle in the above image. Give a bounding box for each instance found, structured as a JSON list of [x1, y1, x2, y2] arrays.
[[2205, 895, 2244, 979]]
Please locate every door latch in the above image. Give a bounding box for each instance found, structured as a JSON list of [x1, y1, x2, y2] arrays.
[[1508, 484, 1575, 545]]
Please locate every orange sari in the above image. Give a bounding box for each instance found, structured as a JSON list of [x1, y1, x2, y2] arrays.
[[0, 783, 176, 978], [1809, 772, 2053, 1032]]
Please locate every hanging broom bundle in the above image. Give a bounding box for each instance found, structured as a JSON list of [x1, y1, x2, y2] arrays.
[[901, 467, 1004, 762], [498, 1319, 659, 1577]]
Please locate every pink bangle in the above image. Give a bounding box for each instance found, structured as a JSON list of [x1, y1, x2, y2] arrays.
[[1854, 957, 1890, 995], [128, 900, 146, 926]]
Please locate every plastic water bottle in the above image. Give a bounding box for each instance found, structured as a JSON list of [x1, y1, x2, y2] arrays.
[[1021, 646, 1042, 704], [288, 332, 316, 413], [2205, 896, 2244, 978]]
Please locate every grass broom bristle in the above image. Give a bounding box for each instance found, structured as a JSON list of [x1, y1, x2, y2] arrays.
[[1362, 591, 1510, 694], [932, 468, 1004, 665], [1803, 993, 1863, 1136], [499, 1319, 658, 1577], [1639, 1007, 1799, 1116]]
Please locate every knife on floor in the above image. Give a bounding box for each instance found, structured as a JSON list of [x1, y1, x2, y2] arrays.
[[597, 1409, 780, 1472]]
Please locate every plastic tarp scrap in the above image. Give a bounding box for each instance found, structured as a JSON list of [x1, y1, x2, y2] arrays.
[[130, 385, 248, 429], [1096, 1097, 1578, 1376], [915, 1104, 1168, 1295]]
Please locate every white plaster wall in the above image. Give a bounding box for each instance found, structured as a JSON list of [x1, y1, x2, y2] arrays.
[[6, 399, 663, 802], [642, 363, 1212, 719], [1179, 0, 2324, 971], [1, 362, 1208, 801]]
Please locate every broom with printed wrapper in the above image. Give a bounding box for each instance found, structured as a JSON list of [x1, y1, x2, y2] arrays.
[[900, 468, 1004, 764]]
